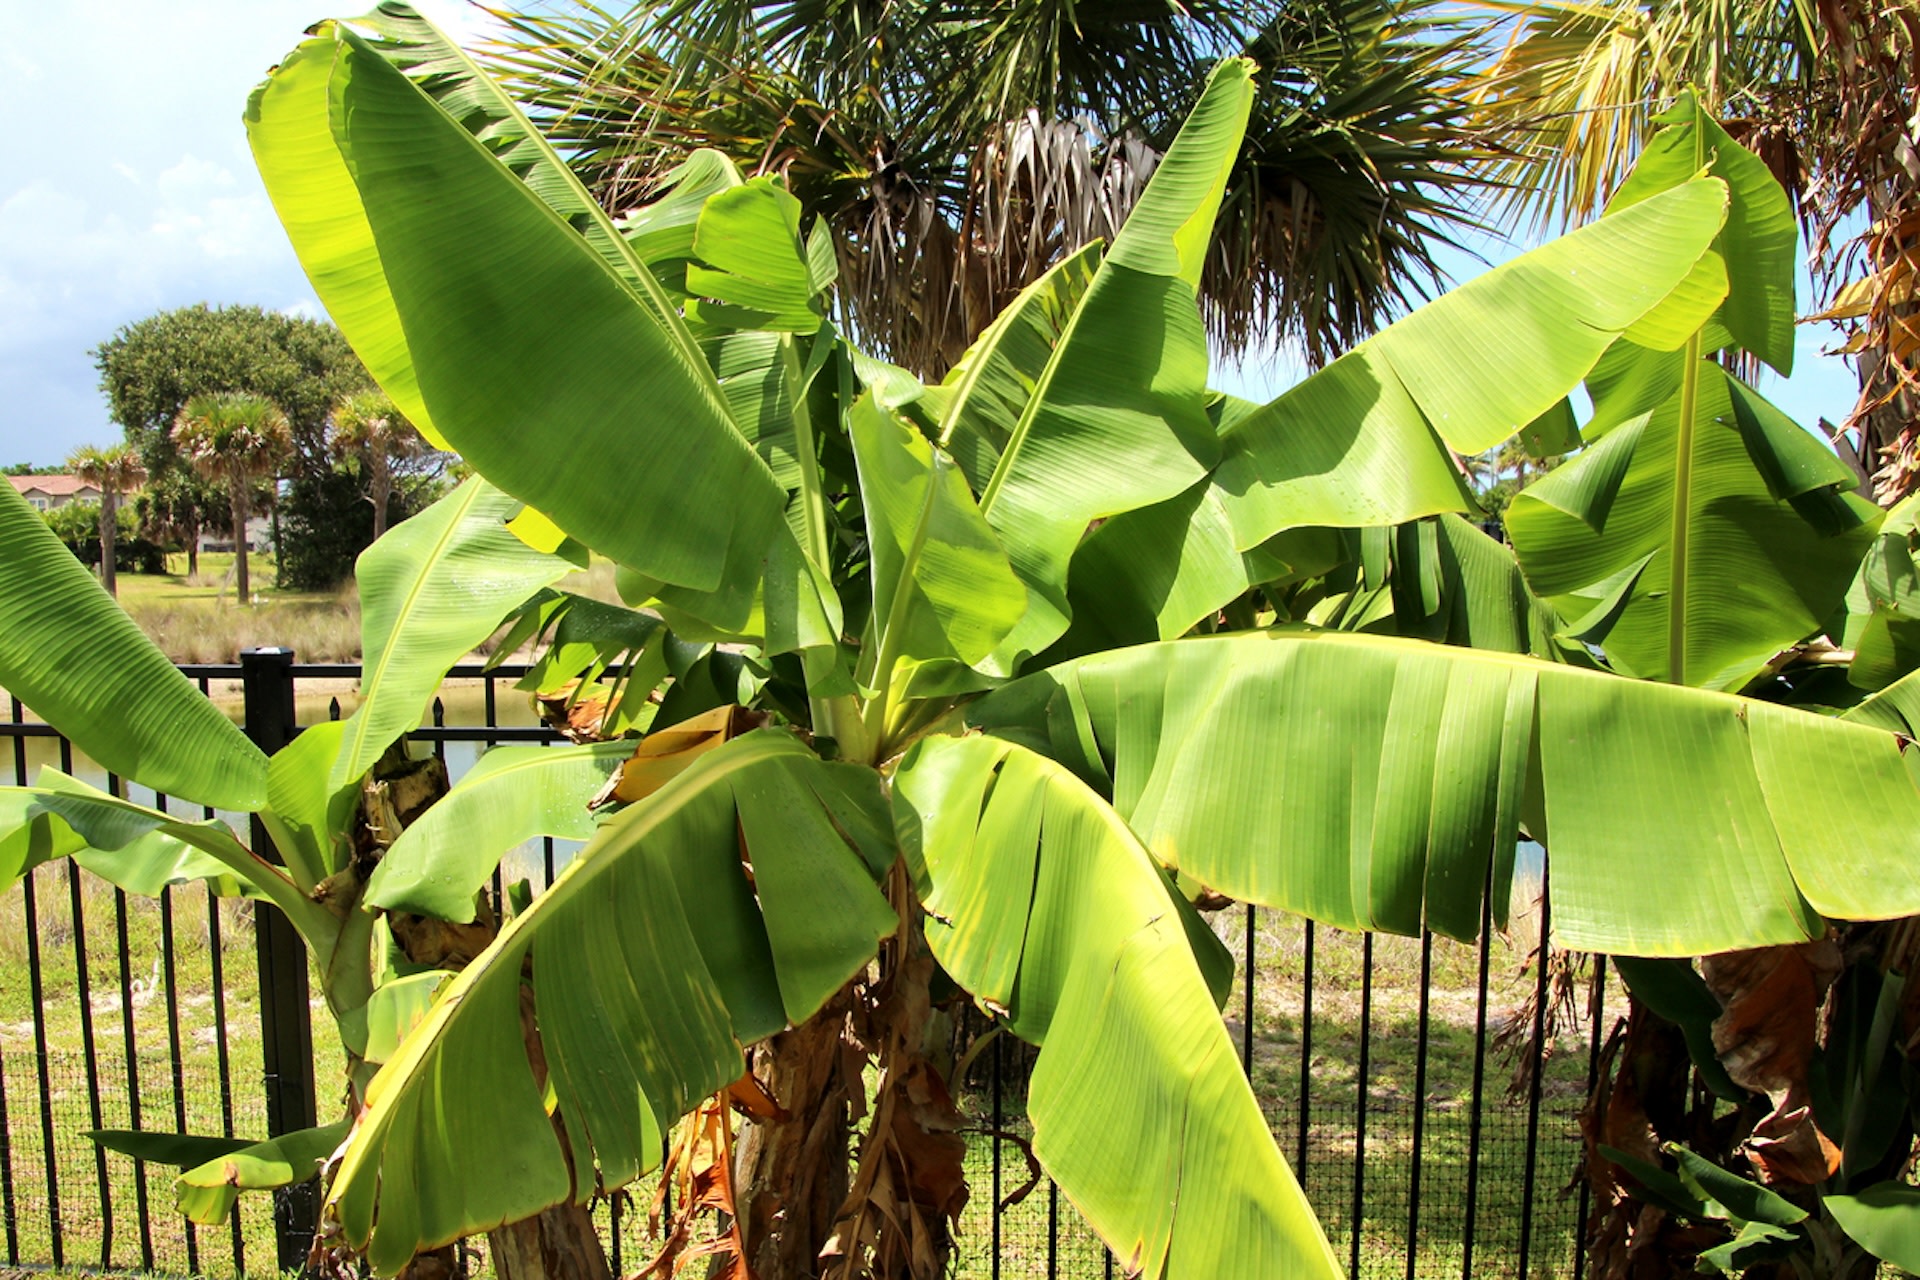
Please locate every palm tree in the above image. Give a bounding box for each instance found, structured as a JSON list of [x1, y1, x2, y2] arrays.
[[478, 0, 1496, 374], [65, 443, 146, 597], [171, 392, 292, 603], [1467, 0, 1920, 500], [329, 391, 428, 541]]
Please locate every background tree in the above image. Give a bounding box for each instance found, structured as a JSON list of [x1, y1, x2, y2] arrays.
[[65, 443, 146, 596], [135, 471, 220, 577], [329, 390, 431, 540], [171, 392, 292, 603], [94, 302, 375, 482], [482, 0, 1495, 374]]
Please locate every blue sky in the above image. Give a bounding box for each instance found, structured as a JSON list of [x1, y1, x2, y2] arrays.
[[0, 2, 1866, 466], [0, 1, 486, 467]]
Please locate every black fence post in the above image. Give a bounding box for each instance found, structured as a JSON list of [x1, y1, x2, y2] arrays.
[[240, 647, 320, 1272]]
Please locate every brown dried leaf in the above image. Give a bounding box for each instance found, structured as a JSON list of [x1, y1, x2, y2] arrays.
[[1703, 941, 1844, 1184], [726, 1070, 788, 1122], [535, 680, 613, 744], [601, 705, 768, 807]]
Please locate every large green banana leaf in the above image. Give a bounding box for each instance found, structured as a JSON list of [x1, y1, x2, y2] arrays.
[[367, 740, 632, 920], [1507, 362, 1879, 689], [1212, 179, 1729, 555], [325, 731, 896, 1274], [249, 20, 785, 592], [1841, 494, 1920, 690], [332, 479, 574, 790], [969, 630, 1920, 956], [0, 483, 266, 811], [850, 395, 1026, 680], [892, 735, 1340, 1280], [926, 244, 1103, 496], [1605, 93, 1797, 375], [343, 2, 685, 329], [956, 61, 1252, 662]]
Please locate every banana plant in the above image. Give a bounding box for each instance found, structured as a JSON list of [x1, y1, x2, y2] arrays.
[[9, 8, 1920, 1280]]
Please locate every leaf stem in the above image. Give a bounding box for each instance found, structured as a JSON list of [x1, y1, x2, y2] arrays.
[[1667, 117, 1709, 686]]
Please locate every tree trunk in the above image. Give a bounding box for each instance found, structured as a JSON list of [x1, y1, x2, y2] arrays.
[[231, 476, 251, 604], [370, 456, 393, 542], [99, 489, 118, 597], [269, 486, 283, 589], [487, 1202, 611, 1280], [185, 515, 200, 578], [735, 993, 857, 1279]]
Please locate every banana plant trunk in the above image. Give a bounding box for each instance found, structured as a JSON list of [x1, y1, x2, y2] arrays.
[[734, 992, 858, 1278]]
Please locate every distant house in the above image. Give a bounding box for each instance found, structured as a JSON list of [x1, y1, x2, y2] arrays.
[[9, 474, 105, 512]]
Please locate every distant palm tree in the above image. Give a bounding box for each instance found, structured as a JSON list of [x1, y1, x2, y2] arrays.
[[328, 391, 428, 541], [171, 392, 291, 603], [65, 443, 146, 597], [481, 0, 1496, 375]]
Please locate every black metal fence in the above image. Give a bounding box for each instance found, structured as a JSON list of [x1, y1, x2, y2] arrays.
[[0, 651, 1620, 1279]]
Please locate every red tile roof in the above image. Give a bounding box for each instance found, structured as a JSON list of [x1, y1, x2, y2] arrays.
[[9, 475, 98, 497]]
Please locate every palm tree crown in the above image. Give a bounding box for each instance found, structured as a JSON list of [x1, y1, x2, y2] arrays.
[[479, 0, 1495, 374], [171, 391, 291, 603], [329, 390, 427, 541]]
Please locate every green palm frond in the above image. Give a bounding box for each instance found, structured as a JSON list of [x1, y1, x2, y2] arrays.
[[482, 0, 1495, 374]]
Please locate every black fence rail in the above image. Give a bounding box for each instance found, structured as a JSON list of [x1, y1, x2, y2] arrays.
[[0, 651, 1619, 1279]]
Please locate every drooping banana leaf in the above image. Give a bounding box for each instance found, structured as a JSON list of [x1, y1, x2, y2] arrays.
[[250, 20, 787, 592], [0, 483, 266, 811], [957, 60, 1253, 663], [325, 731, 896, 1274], [93, 1119, 351, 1226], [968, 630, 1920, 956], [0, 771, 331, 941], [332, 479, 574, 790], [1213, 178, 1730, 553], [367, 740, 632, 920], [893, 735, 1340, 1280], [178, 1120, 353, 1226], [1311, 516, 1580, 661], [1508, 363, 1879, 689]]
